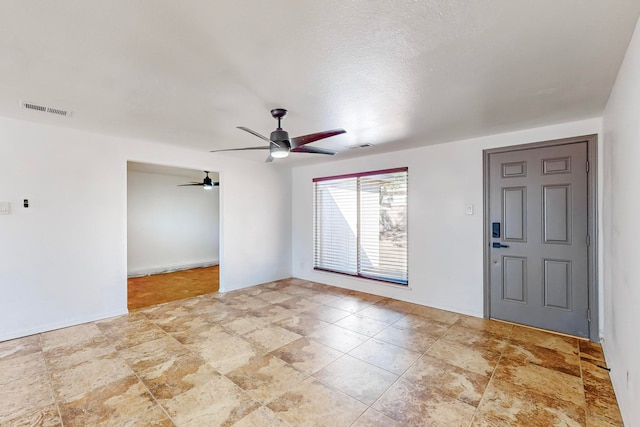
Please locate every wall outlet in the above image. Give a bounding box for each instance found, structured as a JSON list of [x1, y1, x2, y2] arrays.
[[0, 202, 9, 215]]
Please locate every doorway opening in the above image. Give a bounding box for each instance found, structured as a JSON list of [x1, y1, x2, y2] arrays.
[[126, 162, 220, 310]]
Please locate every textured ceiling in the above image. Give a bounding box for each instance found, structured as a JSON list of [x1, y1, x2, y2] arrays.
[[1, 1, 639, 164]]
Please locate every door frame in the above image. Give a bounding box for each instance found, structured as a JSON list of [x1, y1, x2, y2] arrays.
[[482, 134, 599, 341]]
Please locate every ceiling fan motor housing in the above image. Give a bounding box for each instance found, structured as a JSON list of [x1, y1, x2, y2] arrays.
[[270, 129, 290, 147]]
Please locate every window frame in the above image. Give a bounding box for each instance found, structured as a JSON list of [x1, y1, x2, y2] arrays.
[[313, 167, 408, 286]]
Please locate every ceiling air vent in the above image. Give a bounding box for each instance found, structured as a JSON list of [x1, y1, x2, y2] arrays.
[[21, 102, 72, 117], [348, 143, 374, 149]]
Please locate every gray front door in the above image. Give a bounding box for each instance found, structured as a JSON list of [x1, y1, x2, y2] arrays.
[[488, 142, 589, 337]]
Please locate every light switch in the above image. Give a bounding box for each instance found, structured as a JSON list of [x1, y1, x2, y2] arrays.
[[0, 202, 10, 215], [465, 204, 474, 215]]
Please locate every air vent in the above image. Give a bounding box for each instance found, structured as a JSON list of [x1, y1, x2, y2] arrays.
[[21, 102, 72, 117], [348, 143, 374, 149]]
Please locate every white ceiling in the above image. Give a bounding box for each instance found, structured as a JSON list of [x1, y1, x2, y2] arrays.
[[1, 1, 639, 165], [127, 162, 218, 181]]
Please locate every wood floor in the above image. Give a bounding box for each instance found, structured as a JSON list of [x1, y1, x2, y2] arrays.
[[127, 265, 219, 310]]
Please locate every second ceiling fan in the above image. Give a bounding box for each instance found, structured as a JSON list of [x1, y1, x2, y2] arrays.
[[212, 109, 346, 162], [177, 171, 219, 190]]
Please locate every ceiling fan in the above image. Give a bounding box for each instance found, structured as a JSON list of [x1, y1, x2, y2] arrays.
[[177, 171, 219, 190], [211, 108, 346, 162]]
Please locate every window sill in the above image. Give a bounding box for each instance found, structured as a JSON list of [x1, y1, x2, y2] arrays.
[[313, 267, 411, 289]]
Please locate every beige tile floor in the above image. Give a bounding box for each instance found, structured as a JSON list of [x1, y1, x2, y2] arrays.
[[0, 278, 624, 426]]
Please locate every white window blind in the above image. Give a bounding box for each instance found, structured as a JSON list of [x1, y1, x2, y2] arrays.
[[313, 168, 408, 285]]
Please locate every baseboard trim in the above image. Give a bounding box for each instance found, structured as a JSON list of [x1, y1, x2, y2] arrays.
[[0, 308, 129, 342], [127, 260, 219, 278], [296, 273, 483, 318]]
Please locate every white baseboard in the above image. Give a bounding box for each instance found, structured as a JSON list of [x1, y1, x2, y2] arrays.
[[0, 308, 129, 342], [127, 260, 219, 278]]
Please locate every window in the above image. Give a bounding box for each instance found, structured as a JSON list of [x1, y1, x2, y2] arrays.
[[313, 168, 408, 285]]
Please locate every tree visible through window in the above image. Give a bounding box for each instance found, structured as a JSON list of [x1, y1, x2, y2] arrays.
[[313, 168, 408, 285]]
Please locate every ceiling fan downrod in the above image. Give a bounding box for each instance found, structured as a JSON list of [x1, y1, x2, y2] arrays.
[[271, 108, 287, 130]]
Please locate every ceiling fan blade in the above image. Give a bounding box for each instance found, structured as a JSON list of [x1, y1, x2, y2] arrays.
[[178, 183, 204, 186], [211, 146, 270, 152], [237, 127, 273, 144], [265, 154, 274, 163], [290, 129, 346, 148], [292, 146, 336, 155]]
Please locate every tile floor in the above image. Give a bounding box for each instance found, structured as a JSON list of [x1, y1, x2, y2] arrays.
[[0, 278, 623, 426]]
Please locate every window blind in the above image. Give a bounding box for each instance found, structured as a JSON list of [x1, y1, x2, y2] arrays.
[[313, 168, 408, 285]]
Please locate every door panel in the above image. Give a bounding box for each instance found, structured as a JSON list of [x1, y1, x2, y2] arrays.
[[543, 185, 571, 243], [542, 157, 571, 174], [502, 162, 527, 177], [488, 142, 589, 337], [543, 259, 571, 310], [503, 187, 527, 241], [503, 256, 527, 303]]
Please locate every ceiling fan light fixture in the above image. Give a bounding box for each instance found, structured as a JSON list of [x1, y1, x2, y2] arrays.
[[271, 146, 290, 158], [203, 174, 214, 189]]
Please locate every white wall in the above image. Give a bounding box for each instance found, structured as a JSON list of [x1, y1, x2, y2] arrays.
[[602, 17, 640, 426], [127, 170, 219, 277], [292, 118, 602, 318], [0, 117, 291, 341]]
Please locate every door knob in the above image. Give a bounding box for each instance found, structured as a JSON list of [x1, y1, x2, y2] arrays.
[[492, 242, 509, 248]]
